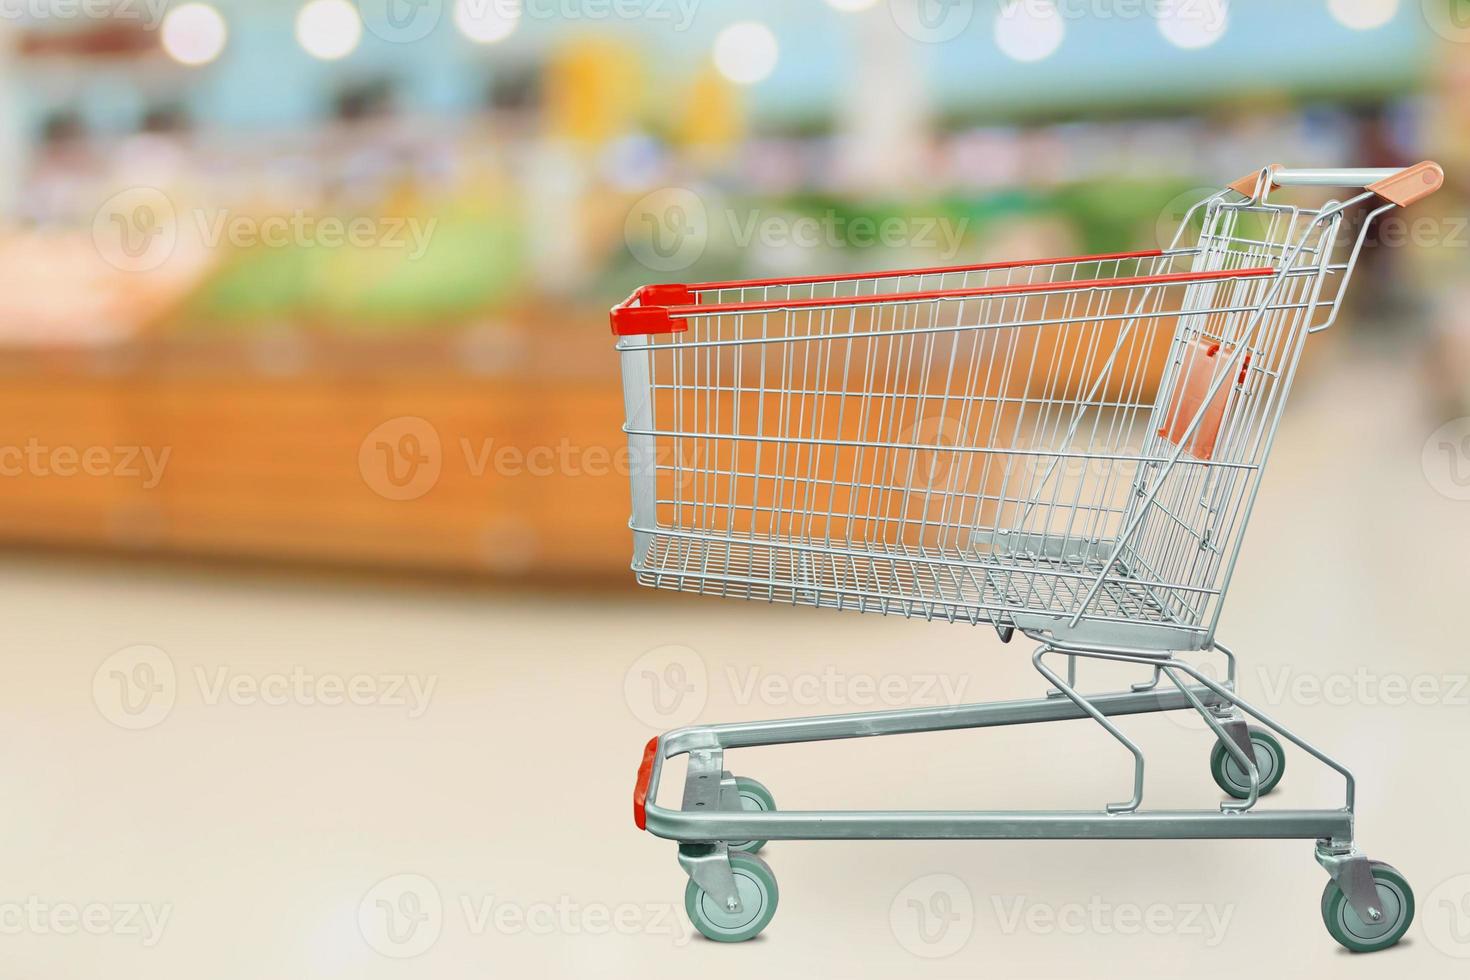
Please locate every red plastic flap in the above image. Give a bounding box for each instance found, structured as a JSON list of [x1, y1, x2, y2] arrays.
[[633, 736, 659, 830], [610, 284, 695, 336], [1157, 339, 1251, 461]]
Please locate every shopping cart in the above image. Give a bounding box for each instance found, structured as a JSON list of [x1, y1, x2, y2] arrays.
[[611, 163, 1444, 948]]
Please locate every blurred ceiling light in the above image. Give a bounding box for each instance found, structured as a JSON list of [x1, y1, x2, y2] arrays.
[[824, 0, 880, 11], [454, 0, 521, 43], [1156, 0, 1229, 49], [160, 3, 228, 67], [296, 0, 363, 61], [994, 1, 1064, 63], [1327, 0, 1398, 30], [713, 22, 779, 86]]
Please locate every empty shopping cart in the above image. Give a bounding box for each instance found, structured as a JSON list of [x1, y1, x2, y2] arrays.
[[611, 163, 1443, 948]]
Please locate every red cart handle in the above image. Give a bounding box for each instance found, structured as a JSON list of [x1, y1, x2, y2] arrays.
[[610, 263, 1273, 336]]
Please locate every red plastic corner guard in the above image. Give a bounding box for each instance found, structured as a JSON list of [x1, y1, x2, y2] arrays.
[[610, 284, 695, 337], [633, 736, 659, 830]]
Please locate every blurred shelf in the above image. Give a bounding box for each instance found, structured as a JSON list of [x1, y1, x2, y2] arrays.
[[0, 331, 632, 579]]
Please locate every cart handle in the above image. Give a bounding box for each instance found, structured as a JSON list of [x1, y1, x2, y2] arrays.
[[1228, 161, 1444, 207]]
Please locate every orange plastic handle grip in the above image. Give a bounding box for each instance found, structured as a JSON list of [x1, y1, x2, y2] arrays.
[[1228, 162, 1444, 207]]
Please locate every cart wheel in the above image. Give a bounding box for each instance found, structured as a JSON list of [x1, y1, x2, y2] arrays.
[[684, 851, 779, 943], [1320, 862, 1414, 953], [1209, 728, 1285, 798], [725, 777, 776, 853]]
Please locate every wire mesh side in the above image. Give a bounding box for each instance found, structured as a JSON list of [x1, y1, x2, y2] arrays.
[[617, 197, 1362, 642], [688, 251, 1181, 307]]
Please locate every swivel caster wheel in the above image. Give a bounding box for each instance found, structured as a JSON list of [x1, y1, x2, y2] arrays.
[[725, 776, 776, 854], [1210, 727, 1285, 799], [685, 851, 779, 942], [1321, 861, 1414, 953]]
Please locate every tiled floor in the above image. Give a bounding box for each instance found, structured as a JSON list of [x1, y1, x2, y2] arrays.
[[5, 348, 1470, 978]]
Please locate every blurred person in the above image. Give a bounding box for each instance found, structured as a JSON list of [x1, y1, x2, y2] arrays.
[[18, 110, 103, 225]]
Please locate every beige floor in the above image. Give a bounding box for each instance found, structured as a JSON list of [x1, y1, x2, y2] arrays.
[[6, 348, 1470, 978]]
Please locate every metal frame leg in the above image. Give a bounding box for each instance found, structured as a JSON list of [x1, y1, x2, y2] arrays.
[[1033, 646, 1145, 813], [1161, 665, 1260, 811]]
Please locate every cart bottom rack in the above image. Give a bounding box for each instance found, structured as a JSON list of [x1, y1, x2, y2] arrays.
[[634, 645, 1403, 950]]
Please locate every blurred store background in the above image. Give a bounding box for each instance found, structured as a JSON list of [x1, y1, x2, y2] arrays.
[[0, 0, 1464, 581]]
